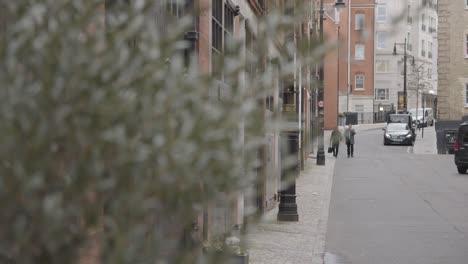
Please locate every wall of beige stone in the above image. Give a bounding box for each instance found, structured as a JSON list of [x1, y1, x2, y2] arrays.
[[437, 0, 468, 120]]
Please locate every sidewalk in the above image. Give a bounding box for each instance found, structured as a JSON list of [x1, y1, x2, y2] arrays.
[[246, 154, 336, 264], [413, 125, 437, 154], [246, 123, 385, 264]]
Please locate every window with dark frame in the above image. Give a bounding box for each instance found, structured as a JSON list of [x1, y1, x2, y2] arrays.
[[375, 88, 389, 101], [421, 39, 426, 57], [407, 32, 412, 51], [465, 84, 468, 106], [245, 20, 256, 79], [421, 14, 426, 31], [407, 4, 412, 24], [212, 0, 238, 81], [428, 41, 433, 58]]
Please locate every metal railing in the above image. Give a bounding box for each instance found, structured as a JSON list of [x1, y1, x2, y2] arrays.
[[343, 112, 375, 125]]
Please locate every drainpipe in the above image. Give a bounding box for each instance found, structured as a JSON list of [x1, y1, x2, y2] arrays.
[[347, 0, 351, 113]]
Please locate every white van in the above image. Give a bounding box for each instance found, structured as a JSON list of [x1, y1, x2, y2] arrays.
[[409, 108, 434, 127]]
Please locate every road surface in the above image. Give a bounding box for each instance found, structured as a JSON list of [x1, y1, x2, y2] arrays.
[[324, 127, 468, 264]]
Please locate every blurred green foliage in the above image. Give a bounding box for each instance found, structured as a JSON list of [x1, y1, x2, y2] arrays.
[[0, 0, 322, 263]]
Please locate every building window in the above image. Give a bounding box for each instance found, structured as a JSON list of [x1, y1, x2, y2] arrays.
[[376, 60, 389, 73], [377, 6, 386, 22], [428, 41, 433, 58], [355, 44, 365, 60], [355, 74, 365, 90], [212, 0, 237, 80], [407, 32, 412, 51], [427, 68, 432, 79], [465, 34, 468, 58], [376, 31, 386, 49], [355, 14, 365, 30], [375, 88, 389, 101], [245, 22, 256, 78], [421, 14, 426, 31], [465, 84, 468, 107], [355, 105, 364, 112], [407, 4, 412, 24], [429, 17, 436, 33], [421, 39, 426, 57], [398, 61, 404, 76]]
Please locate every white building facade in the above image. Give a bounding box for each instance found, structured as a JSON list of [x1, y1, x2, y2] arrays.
[[374, 0, 438, 115]]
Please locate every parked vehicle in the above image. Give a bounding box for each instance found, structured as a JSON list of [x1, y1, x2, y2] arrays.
[[388, 114, 416, 141], [383, 123, 414, 146], [409, 108, 434, 128], [454, 122, 468, 174], [445, 129, 457, 154]]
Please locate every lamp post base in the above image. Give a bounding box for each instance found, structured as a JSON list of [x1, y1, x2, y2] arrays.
[[277, 202, 299, 222], [317, 147, 325, 165]]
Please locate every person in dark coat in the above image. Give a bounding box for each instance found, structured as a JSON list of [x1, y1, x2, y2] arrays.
[[330, 127, 342, 157], [344, 124, 356, 157]]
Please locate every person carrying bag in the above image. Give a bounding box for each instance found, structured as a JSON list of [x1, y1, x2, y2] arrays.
[[329, 127, 342, 158]]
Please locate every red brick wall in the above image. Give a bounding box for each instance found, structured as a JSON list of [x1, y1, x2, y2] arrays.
[[324, 0, 374, 129]]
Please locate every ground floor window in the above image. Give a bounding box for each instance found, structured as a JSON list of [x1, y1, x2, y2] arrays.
[[355, 105, 364, 112], [375, 88, 389, 101], [465, 84, 468, 106]]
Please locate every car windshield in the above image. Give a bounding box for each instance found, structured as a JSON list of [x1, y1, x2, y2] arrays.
[[387, 123, 408, 131]]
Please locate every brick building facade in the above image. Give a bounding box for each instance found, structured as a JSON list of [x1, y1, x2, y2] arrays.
[[323, 0, 375, 129]]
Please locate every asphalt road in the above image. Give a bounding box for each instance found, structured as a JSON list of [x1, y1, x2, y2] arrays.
[[324, 128, 468, 264]]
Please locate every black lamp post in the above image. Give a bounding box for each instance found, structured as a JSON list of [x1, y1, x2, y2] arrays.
[[277, 131, 300, 222], [392, 39, 415, 113], [317, 0, 346, 165]]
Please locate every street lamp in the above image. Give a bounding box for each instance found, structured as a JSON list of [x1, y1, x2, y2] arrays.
[[392, 39, 415, 113], [317, 0, 346, 165]]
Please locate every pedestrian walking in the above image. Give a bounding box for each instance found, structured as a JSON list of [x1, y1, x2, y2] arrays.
[[329, 127, 342, 158], [345, 124, 356, 157]]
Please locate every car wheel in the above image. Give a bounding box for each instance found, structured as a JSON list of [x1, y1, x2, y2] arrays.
[[457, 166, 467, 174]]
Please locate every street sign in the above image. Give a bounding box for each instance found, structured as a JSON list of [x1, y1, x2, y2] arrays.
[[318, 100, 324, 108]]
